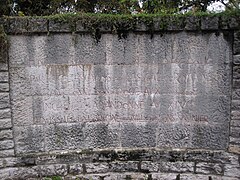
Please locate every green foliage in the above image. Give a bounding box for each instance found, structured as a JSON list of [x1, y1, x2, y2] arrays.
[[220, 0, 240, 10], [0, 0, 11, 16], [44, 176, 62, 180], [51, 176, 62, 180], [0, 0, 239, 16]]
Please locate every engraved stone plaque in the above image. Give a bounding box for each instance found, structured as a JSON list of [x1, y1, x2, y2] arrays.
[[9, 32, 231, 154]]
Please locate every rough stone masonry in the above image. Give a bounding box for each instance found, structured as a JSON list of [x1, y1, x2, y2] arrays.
[[0, 15, 239, 179]]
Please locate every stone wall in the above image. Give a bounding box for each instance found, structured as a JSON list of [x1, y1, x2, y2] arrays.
[[0, 15, 239, 179], [0, 25, 15, 159]]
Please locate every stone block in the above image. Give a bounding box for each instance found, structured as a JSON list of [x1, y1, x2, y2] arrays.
[[231, 111, 240, 120], [233, 66, 240, 79], [69, 163, 83, 175], [104, 34, 138, 64], [0, 140, 14, 150], [196, 162, 224, 175], [0, 157, 21, 168], [70, 173, 122, 180], [8, 17, 28, 34], [159, 161, 194, 173], [221, 16, 240, 30], [151, 173, 179, 180], [38, 164, 68, 177], [0, 83, 9, 92], [0, 109, 11, 121], [0, 129, 13, 140], [121, 121, 156, 148], [229, 137, 240, 145], [74, 34, 106, 64], [232, 89, 240, 100], [134, 20, 148, 31], [222, 177, 240, 180], [8, 36, 50, 68], [201, 16, 219, 30], [0, 63, 8, 71], [109, 161, 139, 172], [96, 22, 112, 33], [85, 163, 109, 173], [166, 16, 185, 31], [35, 155, 60, 165], [192, 124, 229, 150], [0, 93, 10, 109], [44, 123, 85, 151], [141, 161, 159, 172], [234, 31, 240, 55], [224, 164, 240, 178], [185, 16, 200, 30], [184, 151, 232, 164], [0, 167, 19, 180], [0, 72, 8, 82], [232, 100, 240, 110], [234, 55, 240, 65], [0, 29, 8, 64], [49, 19, 75, 32], [181, 174, 227, 180], [75, 20, 86, 32], [228, 145, 240, 154], [230, 127, 240, 138], [0, 119, 12, 129], [0, 149, 14, 157], [231, 120, 240, 127], [14, 125, 45, 154], [11, 96, 34, 126], [115, 149, 155, 161], [84, 122, 120, 149], [157, 123, 192, 149], [10, 167, 39, 179], [28, 18, 48, 32], [45, 122, 120, 151]]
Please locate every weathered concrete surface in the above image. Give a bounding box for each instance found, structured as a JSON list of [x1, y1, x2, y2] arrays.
[[8, 32, 232, 154]]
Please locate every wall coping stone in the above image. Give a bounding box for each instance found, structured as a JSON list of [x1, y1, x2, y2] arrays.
[[0, 14, 239, 35]]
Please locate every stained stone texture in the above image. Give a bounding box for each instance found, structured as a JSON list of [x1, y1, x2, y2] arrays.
[[14, 125, 45, 154], [28, 18, 48, 33], [8, 32, 232, 154], [121, 122, 157, 148], [201, 16, 219, 30]]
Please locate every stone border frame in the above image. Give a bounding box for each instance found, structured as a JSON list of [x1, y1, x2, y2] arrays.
[[0, 16, 239, 179], [230, 29, 240, 154]]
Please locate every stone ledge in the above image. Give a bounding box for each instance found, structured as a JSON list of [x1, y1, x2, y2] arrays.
[[1, 14, 239, 34], [14, 149, 239, 166]]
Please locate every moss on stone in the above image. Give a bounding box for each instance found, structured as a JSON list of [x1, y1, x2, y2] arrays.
[[0, 25, 8, 63]]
